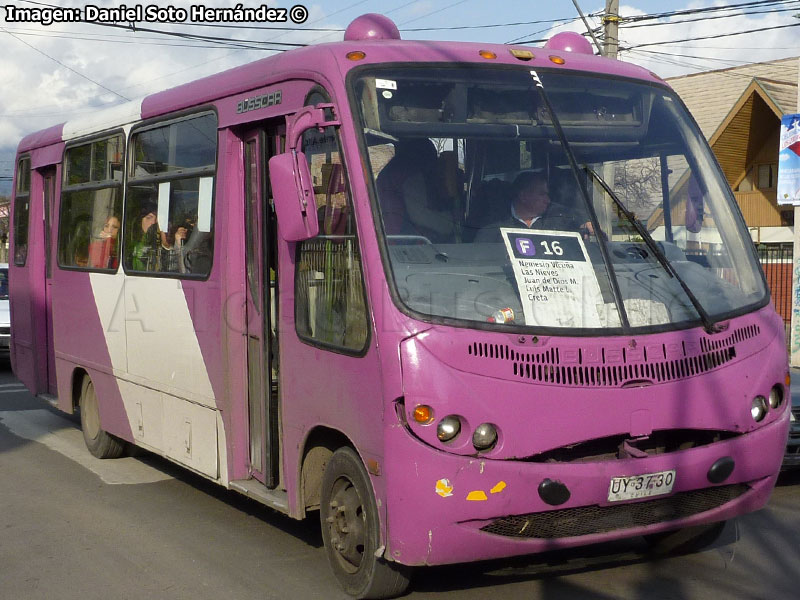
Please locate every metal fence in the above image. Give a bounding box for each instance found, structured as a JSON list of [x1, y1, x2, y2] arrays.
[[757, 243, 793, 329]]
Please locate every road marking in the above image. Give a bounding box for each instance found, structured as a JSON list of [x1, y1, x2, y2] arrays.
[[0, 410, 173, 485], [0, 388, 30, 394], [0, 383, 26, 388]]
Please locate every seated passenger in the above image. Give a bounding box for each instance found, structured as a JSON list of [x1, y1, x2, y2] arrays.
[[88, 215, 120, 269], [129, 204, 187, 272], [376, 138, 456, 243], [474, 172, 593, 243]]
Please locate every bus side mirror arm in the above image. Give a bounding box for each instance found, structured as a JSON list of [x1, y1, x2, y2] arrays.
[[286, 104, 341, 151], [268, 105, 340, 242]]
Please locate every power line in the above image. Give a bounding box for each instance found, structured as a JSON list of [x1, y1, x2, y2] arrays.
[[623, 21, 800, 50], [0, 27, 129, 101], [622, 0, 793, 23], [622, 3, 800, 29]]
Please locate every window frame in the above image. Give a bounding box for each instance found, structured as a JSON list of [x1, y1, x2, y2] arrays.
[[122, 108, 218, 280], [292, 90, 371, 357], [13, 155, 32, 267], [57, 130, 126, 273]]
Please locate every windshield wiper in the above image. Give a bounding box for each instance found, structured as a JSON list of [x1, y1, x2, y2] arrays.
[[583, 166, 721, 334], [531, 74, 630, 330]]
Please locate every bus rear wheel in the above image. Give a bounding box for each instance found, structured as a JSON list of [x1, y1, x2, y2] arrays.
[[320, 447, 411, 599], [79, 376, 125, 459]]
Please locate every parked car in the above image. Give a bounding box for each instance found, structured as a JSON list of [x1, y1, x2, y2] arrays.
[[0, 263, 8, 356]]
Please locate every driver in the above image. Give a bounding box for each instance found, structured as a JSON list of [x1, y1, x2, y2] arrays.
[[475, 172, 593, 242]]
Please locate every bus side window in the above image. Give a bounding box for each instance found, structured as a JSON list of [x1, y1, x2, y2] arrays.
[[58, 136, 124, 271], [294, 120, 368, 352], [123, 113, 217, 276], [13, 157, 31, 266]]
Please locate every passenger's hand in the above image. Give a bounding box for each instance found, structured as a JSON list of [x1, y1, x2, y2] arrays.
[[175, 227, 188, 244]]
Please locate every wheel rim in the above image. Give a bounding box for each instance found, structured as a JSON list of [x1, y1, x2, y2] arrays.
[[83, 381, 101, 441], [326, 476, 367, 574]]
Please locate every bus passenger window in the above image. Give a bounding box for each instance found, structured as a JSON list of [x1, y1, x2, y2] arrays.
[[294, 119, 368, 352], [13, 157, 31, 266], [58, 136, 123, 271], [123, 113, 217, 276]]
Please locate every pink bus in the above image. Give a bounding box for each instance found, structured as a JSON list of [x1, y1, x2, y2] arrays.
[[9, 14, 790, 599]]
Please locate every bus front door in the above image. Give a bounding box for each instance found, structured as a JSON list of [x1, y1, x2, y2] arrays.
[[243, 129, 280, 488]]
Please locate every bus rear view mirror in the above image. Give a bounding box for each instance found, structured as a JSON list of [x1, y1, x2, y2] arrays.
[[269, 151, 319, 242]]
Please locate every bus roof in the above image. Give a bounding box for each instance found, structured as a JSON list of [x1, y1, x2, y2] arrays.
[[17, 14, 662, 153]]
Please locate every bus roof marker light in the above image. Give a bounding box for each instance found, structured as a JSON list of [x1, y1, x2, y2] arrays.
[[344, 13, 401, 41], [544, 31, 593, 55], [479, 50, 497, 60], [509, 49, 534, 61], [346, 51, 366, 61]]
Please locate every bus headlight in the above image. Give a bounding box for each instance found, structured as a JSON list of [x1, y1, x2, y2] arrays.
[[472, 423, 498, 451], [751, 396, 768, 422], [437, 416, 461, 442], [769, 385, 783, 409]]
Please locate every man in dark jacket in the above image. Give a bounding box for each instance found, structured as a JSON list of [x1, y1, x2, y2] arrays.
[[475, 171, 592, 242]]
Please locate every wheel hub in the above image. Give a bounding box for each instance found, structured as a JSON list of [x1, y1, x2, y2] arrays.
[[327, 478, 366, 571]]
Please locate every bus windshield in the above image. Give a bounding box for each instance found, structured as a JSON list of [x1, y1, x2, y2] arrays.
[[351, 66, 767, 332]]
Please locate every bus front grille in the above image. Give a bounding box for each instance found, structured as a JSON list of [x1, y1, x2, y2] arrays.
[[479, 484, 748, 539]]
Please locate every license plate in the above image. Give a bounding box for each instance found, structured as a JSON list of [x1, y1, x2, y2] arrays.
[[608, 469, 675, 502]]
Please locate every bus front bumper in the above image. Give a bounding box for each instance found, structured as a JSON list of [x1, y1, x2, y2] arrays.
[[382, 410, 788, 567]]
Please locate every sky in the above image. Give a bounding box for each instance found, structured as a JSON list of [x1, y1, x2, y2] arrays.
[[1, 0, 799, 192]]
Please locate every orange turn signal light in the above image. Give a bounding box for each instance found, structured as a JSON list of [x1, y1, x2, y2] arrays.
[[413, 404, 435, 424], [549, 55, 566, 65], [786, 372, 792, 387], [479, 50, 497, 60], [346, 50, 366, 61]]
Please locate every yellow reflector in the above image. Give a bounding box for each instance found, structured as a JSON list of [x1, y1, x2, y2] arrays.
[[549, 55, 566, 65], [346, 50, 366, 61], [786, 372, 792, 387], [413, 405, 434, 424], [479, 50, 497, 59], [509, 49, 534, 61]]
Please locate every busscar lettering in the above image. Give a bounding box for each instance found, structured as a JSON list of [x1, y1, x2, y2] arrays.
[[236, 90, 283, 114]]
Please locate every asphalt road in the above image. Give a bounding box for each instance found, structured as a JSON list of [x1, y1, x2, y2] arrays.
[[1, 360, 798, 600]]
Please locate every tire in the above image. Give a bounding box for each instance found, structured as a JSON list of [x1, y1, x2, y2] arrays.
[[79, 376, 125, 459], [644, 520, 727, 556], [320, 447, 411, 599]]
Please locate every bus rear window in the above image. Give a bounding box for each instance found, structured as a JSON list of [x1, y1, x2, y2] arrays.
[[13, 156, 31, 267]]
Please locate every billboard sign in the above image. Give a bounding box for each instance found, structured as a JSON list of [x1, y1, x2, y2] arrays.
[[778, 113, 800, 205]]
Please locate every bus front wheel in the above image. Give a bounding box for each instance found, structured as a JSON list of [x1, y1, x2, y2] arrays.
[[320, 447, 411, 599], [79, 376, 125, 459]]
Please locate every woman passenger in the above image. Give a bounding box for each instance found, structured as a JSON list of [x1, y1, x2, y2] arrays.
[[88, 215, 120, 269]]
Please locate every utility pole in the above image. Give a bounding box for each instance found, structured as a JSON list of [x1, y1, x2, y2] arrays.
[[570, 0, 603, 55], [603, 0, 619, 60]]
